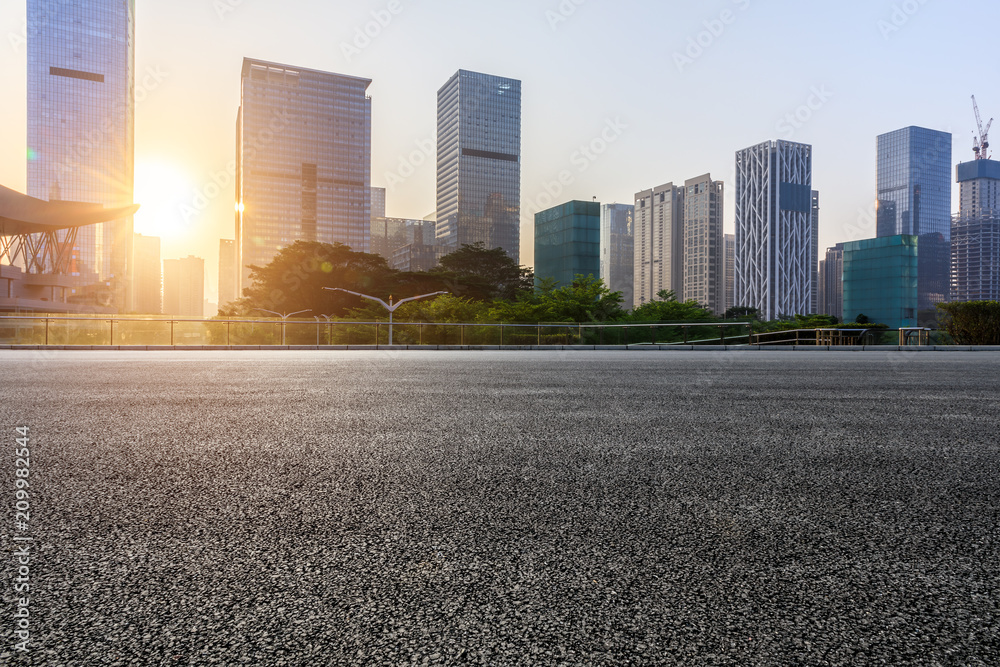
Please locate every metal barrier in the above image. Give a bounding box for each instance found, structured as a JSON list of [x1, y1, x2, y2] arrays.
[[0, 315, 754, 348]]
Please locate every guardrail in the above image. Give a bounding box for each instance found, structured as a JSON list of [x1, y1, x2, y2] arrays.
[[0, 315, 754, 348]]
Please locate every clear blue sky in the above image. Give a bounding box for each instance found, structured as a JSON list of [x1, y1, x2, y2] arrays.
[[1, 0, 997, 302]]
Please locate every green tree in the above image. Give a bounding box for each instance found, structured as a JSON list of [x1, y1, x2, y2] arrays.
[[487, 275, 624, 323], [431, 243, 534, 302], [628, 290, 715, 323], [937, 301, 1000, 345]]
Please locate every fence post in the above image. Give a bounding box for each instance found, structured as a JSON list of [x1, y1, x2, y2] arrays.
[[683, 326, 689, 344], [170, 320, 175, 346], [109, 319, 114, 347], [500, 324, 504, 347], [419, 323, 423, 346], [227, 320, 231, 347], [461, 325, 465, 347], [375, 322, 380, 348], [45, 318, 49, 346], [720, 326, 726, 346], [537, 324, 541, 347]]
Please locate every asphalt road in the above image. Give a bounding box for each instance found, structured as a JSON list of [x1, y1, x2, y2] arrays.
[[1, 351, 998, 666]]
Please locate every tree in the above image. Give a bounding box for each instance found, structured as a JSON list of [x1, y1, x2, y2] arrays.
[[431, 243, 534, 302], [937, 301, 1000, 345], [486, 274, 625, 323], [222, 241, 398, 317], [724, 306, 758, 320], [628, 290, 715, 323]]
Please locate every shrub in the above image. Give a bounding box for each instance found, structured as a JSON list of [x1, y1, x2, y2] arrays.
[[936, 301, 1000, 345]]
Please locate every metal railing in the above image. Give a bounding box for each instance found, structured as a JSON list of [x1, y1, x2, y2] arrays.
[[0, 315, 754, 348]]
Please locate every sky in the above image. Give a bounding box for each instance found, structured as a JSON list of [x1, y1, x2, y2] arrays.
[[1, 0, 998, 305]]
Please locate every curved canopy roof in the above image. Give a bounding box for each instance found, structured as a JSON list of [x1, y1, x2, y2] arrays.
[[0, 184, 139, 234]]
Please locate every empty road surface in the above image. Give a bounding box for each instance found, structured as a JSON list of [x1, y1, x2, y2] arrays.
[[1, 351, 998, 665]]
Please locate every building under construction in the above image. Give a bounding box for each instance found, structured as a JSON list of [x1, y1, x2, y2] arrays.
[[952, 159, 1000, 301]]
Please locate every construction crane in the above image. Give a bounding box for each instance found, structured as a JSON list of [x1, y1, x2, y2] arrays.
[[972, 95, 993, 160]]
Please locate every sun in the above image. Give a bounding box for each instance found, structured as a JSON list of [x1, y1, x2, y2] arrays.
[[133, 160, 195, 240]]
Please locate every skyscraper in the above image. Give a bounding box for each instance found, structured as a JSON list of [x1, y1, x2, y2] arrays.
[[724, 233, 735, 314], [28, 0, 135, 311], [133, 234, 161, 315], [163, 256, 205, 317], [811, 191, 820, 313], [876, 126, 952, 311], [682, 174, 724, 314], [435, 70, 521, 263], [219, 239, 237, 310], [534, 201, 600, 288], [843, 236, 918, 329], [634, 183, 684, 308], [819, 243, 845, 321], [599, 203, 634, 310], [735, 140, 814, 320], [876, 127, 952, 239], [236, 58, 372, 292], [952, 159, 1000, 301]]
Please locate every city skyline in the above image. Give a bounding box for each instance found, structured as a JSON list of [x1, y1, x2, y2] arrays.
[[1, 1, 998, 304]]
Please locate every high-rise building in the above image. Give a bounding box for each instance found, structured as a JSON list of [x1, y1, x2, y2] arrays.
[[876, 126, 952, 311], [219, 239, 238, 309], [682, 174, 724, 314], [735, 140, 814, 320], [28, 0, 135, 311], [534, 201, 601, 288], [843, 235, 918, 328], [163, 256, 205, 318], [634, 183, 684, 308], [236, 58, 372, 292], [133, 234, 161, 315], [819, 243, 845, 321], [952, 159, 1000, 301], [724, 233, 735, 314], [435, 70, 521, 263], [371, 187, 386, 221], [600, 204, 634, 309], [372, 217, 435, 264], [811, 191, 820, 313]]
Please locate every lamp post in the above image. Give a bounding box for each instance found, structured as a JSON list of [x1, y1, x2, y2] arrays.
[[323, 288, 448, 345], [314, 314, 332, 345], [253, 309, 312, 346]]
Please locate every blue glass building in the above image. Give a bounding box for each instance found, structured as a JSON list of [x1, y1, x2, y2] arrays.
[[28, 0, 135, 310], [842, 235, 918, 329], [435, 70, 521, 264], [599, 203, 634, 308], [534, 201, 600, 288], [876, 127, 952, 311]]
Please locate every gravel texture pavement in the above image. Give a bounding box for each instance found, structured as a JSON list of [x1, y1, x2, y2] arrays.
[[1, 350, 998, 666]]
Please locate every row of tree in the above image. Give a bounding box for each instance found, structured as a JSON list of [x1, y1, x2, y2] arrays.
[[221, 240, 899, 331]]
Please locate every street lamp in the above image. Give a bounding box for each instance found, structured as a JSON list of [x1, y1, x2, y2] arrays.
[[253, 308, 312, 346], [323, 288, 448, 345]]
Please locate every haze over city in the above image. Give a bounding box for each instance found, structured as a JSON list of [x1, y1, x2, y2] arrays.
[[1, 0, 997, 303]]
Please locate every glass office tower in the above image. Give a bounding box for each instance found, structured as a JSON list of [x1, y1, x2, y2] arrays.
[[599, 203, 634, 309], [876, 127, 952, 311], [435, 70, 521, 263], [236, 58, 372, 292], [534, 201, 600, 288], [735, 140, 814, 320], [27, 0, 135, 311], [842, 235, 918, 328]]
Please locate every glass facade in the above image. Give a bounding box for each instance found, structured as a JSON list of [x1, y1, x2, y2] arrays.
[[534, 201, 600, 288], [876, 127, 952, 311], [599, 203, 634, 309], [133, 233, 160, 315], [237, 59, 371, 291], [218, 239, 237, 309], [683, 174, 724, 314], [724, 233, 735, 313], [371, 217, 435, 264], [27, 0, 135, 311], [842, 235, 918, 328], [819, 243, 845, 320], [435, 70, 521, 263], [162, 255, 205, 317]]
